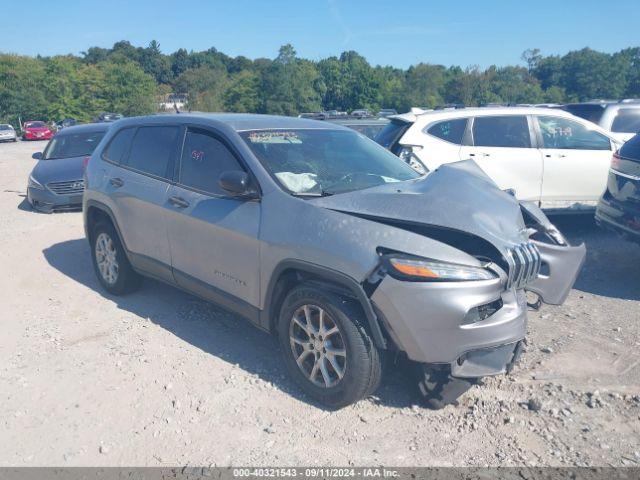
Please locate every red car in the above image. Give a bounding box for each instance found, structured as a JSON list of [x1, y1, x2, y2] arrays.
[[22, 121, 54, 141]]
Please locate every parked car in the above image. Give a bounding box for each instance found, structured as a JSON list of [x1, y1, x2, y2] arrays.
[[326, 117, 390, 140], [595, 133, 640, 243], [56, 118, 78, 130], [0, 123, 17, 142], [94, 112, 123, 123], [83, 114, 584, 408], [376, 107, 622, 212], [22, 121, 54, 141], [350, 109, 372, 118], [377, 109, 398, 118], [561, 100, 640, 143], [27, 123, 109, 212]]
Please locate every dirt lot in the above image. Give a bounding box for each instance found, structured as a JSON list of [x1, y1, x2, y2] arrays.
[[0, 140, 638, 467]]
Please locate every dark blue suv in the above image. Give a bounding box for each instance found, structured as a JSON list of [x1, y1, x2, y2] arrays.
[[596, 134, 640, 243]]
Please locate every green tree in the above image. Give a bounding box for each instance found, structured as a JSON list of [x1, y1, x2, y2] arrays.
[[98, 61, 157, 116], [262, 45, 322, 115], [224, 70, 261, 112]]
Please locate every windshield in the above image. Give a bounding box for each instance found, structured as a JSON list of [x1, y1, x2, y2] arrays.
[[43, 131, 106, 160], [611, 109, 640, 134], [562, 104, 606, 124], [240, 129, 419, 196], [0, 124, 13, 130], [26, 121, 46, 128]]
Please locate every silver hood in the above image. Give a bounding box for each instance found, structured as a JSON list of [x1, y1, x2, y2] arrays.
[[312, 160, 528, 255]]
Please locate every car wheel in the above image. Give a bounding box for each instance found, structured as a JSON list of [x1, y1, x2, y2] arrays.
[[90, 222, 142, 295], [277, 284, 382, 408]]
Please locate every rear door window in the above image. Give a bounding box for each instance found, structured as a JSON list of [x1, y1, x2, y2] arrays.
[[178, 128, 243, 195], [536, 116, 611, 150], [102, 128, 136, 164], [125, 126, 180, 179], [472, 116, 531, 148], [426, 118, 467, 144], [611, 109, 640, 134]]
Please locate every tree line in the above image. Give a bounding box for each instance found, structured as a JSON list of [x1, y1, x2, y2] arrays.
[[1, 40, 639, 125]]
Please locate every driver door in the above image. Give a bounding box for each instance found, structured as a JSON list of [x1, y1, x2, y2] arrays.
[[165, 126, 262, 310]]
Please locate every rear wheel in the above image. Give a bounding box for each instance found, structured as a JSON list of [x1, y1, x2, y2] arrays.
[[90, 221, 141, 295], [277, 285, 382, 408]]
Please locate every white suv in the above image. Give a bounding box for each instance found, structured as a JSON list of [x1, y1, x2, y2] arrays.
[[376, 107, 622, 211]]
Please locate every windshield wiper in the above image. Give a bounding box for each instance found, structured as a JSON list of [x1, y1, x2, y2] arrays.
[[291, 189, 334, 197]]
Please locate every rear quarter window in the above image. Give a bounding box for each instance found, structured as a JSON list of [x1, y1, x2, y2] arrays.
[[102, 128, 136, 164], [425, 118, 467, 144]]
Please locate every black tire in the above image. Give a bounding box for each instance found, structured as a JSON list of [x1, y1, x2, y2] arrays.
[[90, 221, 142, 295], [415, 364, 476, 409], [277, 284, 382, 409]]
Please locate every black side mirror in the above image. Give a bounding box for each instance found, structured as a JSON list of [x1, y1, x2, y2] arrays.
[[32, 152, 43, 160], [219, 170, 257, 199]]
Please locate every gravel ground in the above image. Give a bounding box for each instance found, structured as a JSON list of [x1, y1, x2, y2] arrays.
[[0, 140, 639, 467]]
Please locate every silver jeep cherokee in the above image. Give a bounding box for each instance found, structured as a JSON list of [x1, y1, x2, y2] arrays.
[[83, 114, 585, 408]]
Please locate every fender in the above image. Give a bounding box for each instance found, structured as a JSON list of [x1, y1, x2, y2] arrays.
[[261, 259, 388, 349], [84, 200, 128, 251]]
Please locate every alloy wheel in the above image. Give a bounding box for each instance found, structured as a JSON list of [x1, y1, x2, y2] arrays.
[[289, 304, 347, 388], [95, 232, 119, 285]]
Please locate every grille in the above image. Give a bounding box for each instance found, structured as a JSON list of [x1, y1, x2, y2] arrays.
[[47, 179, 84, 195], [506, 242, 541, 290]]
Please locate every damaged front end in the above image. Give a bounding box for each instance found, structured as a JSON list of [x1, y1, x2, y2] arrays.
[[312, 160, 586, 407]]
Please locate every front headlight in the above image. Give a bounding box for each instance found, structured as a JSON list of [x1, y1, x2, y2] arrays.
[[398, 146, 428, 175], [384, 255, 497, 282], [28, 174, 44, 190]]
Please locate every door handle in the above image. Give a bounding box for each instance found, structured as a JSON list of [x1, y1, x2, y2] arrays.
[[169, 196, 190, 209], [109, 177, 124, 187], [469, 152, 490, 157]]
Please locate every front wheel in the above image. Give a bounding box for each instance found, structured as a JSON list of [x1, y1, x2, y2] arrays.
[[277, 285, 382, 408]]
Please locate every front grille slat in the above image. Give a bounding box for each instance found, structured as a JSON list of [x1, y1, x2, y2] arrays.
[[47, 179, 84, 195], [506, 242, 541, 290]]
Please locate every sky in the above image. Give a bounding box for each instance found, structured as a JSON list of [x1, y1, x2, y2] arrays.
[[2, 0, 638, 68]]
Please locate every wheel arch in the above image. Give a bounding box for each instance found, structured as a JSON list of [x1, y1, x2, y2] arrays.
[[261, 260, 388, 349], [85, 200, 129, 256]]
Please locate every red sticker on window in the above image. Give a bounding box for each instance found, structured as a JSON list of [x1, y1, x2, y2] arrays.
[[191, 150, 205, 161]]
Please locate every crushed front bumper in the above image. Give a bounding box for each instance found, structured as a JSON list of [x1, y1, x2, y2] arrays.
[[451, 340, 523, 378], [371, 275, 527, 372]]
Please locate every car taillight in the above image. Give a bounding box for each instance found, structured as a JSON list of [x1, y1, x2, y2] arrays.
[[82, 156, 90, 170], [611, 152, 621, 170]]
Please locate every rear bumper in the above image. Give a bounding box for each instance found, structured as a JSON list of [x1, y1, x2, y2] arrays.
[[596, 196, 640, 243], [27, 186, 82, 213]]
